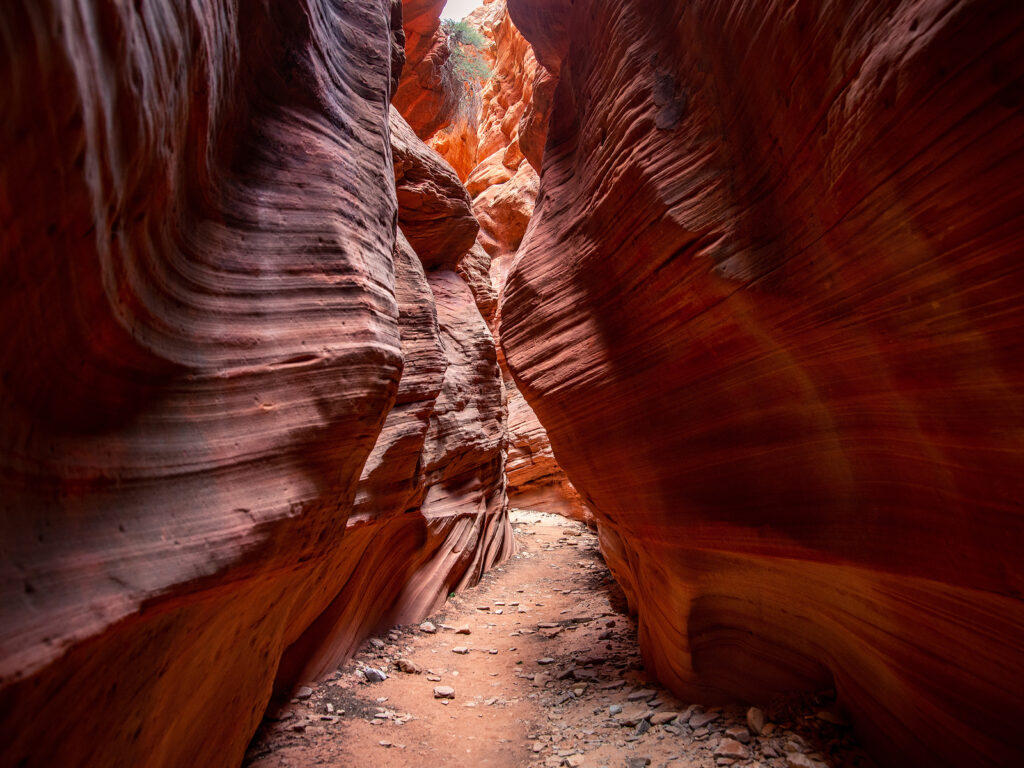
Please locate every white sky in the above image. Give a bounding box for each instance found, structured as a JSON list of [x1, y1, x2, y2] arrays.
[[441, 0, 484, 21]]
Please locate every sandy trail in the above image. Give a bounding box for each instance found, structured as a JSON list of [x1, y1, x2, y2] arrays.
[[245, 511, 871, 768]]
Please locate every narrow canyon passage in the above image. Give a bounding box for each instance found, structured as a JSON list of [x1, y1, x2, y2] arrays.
[[245, 512, 870, 768], [1, 1, 1022, 767]]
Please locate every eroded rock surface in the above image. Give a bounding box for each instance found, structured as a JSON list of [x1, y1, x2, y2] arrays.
[[501, 1, 1024, 766], [393, 0, 457, 138], [428, 1, 587, 526], [0, 0, 509, 765]]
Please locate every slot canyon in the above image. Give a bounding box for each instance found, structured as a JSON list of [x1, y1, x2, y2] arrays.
[[0, 0, 1021, 767]]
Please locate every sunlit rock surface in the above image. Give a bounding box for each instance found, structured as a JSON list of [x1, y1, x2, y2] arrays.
[[501, 1, 1024, 766], [393, 0, 457, 139], [429, 1, 588, 524]]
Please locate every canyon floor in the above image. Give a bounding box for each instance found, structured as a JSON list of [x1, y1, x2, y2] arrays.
[[244, 512, 874, 768]]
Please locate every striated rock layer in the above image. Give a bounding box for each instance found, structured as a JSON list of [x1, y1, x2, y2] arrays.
[[501, 1, 1024, 766], [0, 0, 510, 766], [430, 1, 588, 523], [392, 0, 457, 139]]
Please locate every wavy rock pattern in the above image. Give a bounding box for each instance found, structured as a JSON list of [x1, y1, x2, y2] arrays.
[[429, 2, 587, 523], [392, 0, 456, 139], [0, 0, 510, 765], [392, 106, 478, 270], [501, 1, 1024, 766]]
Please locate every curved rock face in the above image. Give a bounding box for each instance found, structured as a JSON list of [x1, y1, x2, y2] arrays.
[[429, 0, 551, 181], [392, 0, 457, 139], [0, 0, 510, 765], [392, 105, 478, 270], [428, 2, 587, 524], [501, 1, 1024, 766]]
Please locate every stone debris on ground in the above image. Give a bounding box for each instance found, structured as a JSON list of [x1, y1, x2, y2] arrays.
[[244, 510, 875, 768]]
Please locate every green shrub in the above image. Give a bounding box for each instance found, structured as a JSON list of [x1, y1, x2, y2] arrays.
[[440, 19, 491, 121]]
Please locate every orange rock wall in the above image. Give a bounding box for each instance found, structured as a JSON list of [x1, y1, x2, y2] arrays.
[[501, 0, 1024, 766], [431, 1, 588, 523], [0, 1, 509, 765], [393, 0, 457, 138]]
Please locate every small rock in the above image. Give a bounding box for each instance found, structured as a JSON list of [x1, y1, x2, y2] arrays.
[[396, 659, 422, 674], [455, 626, 472, 635], [609, 704, 623, 716], [532, 741, 545, 753], [452, 647, 470, 655], [746, 706, 765, 735], [725, 726, 750, 744], [625, 758, 651, 768], [635, 719, 651, 735], [565, 755, 585, 767], [369, 638, 385, 649], [325, 703, 334, 713], [363, 667, 388, 683], [689, 711, 721, 728], [715, 739, 749, 760], [538, 657, 556, 665], [419, 621, 437, 634], [426, 675, 441, 682], [626, 689, 657, 702], [433, 686, 456, 699], [295, 686, 313, 700], [650, 711, 677, 725], [378, 740, 392, 748]]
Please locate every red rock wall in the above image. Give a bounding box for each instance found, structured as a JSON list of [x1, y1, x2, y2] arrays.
[[501, 1, 1024, 766], [392, 0, 458, 138], [430, 2, 588, 523], [0, 0, 510, 765]]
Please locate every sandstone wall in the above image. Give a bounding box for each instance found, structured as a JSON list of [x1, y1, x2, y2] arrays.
[[501, 1, 1024, 766], [433, 1, 590, 524], [0, 1, 509, 765]]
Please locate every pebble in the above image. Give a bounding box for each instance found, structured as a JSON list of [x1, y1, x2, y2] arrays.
[[455, 626, 472, 635], [538, 657, 556, 665], [650, 712, 677, 725], [369, 638, 385, 649], [295, 686, 313, 700], [565, 755, 585, 767], [625, 758, 651, 768], [419, 621, 437, 634], [725, 726, 750, 744], [714, 739, 749, 760], [396, 659, 421, 674], [626, 689, 657, 702], [452, 647, 470, 655], [689, 711, 721, 728], [746, 706, 765, 735], [433, 686, 456, 699], [363, 667, 388, 683], [609, 704, 623, 716]]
